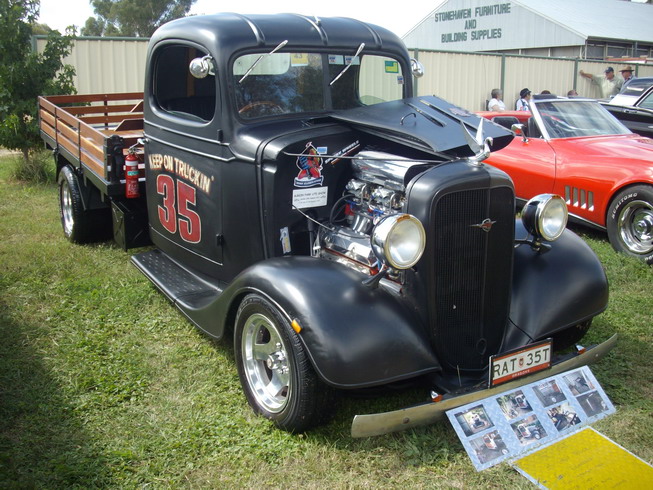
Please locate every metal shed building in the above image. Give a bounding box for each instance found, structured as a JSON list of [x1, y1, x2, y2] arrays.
[[403, 0, 653, 60]]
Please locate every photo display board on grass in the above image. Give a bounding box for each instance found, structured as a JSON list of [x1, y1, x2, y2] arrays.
[[446, 366, 615, 471]]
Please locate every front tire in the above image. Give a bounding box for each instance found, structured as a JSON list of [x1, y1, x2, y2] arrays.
[[607, 185, 653, 264], [234, 294, 334, 432]]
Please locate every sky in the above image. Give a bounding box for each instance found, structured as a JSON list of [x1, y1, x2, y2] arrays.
[[38, 0, 444, 38]]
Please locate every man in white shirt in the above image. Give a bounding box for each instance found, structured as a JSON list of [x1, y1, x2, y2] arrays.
[[579, 67, 622, 98]]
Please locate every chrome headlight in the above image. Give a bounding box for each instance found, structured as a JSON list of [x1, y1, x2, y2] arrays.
[[371, 214, 426, 269], [522, 194, 568, 241]]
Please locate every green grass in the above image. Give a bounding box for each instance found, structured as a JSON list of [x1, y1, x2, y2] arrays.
[[1, 153, 651, 488]]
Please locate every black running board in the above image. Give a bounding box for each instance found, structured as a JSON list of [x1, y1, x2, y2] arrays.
[[131, 249, 225, 334]]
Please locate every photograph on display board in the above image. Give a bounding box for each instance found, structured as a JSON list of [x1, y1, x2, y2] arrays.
[[546, 402, 582, 432], [510, 415, 547, 446], [577, 391, 610, 417], [469, 430, 509, 465], [563, 370, 595, 396], [454, 405, 495, 437], [532, 379, 567, 407], [496, 390, 533, 421]]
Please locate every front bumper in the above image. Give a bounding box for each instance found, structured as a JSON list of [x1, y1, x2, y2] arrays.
[[351, 334, 617, 438]]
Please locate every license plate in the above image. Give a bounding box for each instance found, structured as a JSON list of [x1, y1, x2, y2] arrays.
[[489, 340, 552, 387]]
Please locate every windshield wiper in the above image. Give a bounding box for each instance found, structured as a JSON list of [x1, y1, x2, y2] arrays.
[[238, 40, 288, 84], [329, 43, 365, 86]]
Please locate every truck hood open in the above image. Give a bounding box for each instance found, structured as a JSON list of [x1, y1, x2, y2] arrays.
[[330, 96, 514, 159]]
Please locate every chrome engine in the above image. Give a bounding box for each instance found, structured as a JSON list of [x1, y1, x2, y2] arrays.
[[316, 151, 427, 275]]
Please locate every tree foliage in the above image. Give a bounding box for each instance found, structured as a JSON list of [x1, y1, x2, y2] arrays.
[[0, 0, 76, 164], [81, 0, 196, 37], [31, 22, 53, 35]]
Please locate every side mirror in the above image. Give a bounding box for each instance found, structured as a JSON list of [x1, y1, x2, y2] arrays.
[[189, 56, 215, 79], [512, 123, 529, 143], [410, 58, 424, 78]]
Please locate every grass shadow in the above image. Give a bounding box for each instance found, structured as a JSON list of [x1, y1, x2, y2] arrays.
[[0, 301, 115, 488]]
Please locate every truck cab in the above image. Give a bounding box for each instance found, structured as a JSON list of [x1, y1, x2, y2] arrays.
[[42, 13, 614, 437], [142, 14, 423, 282]]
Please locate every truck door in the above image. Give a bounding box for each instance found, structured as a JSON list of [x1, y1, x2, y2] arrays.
[[144, 42, 231, 279]]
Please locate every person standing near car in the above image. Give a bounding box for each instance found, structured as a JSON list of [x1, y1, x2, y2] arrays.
[[619, 66, 636, 92], [579, 67, 622, 98], [515, 88, 532, 111]]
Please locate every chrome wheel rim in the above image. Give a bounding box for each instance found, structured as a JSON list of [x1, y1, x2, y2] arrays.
[[617, 200, 653, 255], [242, 313, 291, 413], [61, 183, 74, 236]]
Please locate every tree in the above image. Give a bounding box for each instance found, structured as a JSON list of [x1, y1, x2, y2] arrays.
[[81, 0, 196, 37], [0, 0, 76, 167], [31, 22, 53, 35], [81, 16, 105, 37]]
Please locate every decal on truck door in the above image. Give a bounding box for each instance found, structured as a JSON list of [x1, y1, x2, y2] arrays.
[[156, 175, 201, 243], [294, 142, 324, 188], [149, 153, 214, 244], [149, 154, 213, 193]]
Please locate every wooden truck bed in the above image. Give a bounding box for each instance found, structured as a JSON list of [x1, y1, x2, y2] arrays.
[[38, 92, 144, 197]]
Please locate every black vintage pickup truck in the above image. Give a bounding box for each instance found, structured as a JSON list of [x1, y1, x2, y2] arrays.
[[39, 13, 614, 437]]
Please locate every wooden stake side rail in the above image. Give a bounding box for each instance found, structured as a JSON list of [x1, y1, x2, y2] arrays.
[[38, 93, 144, 187]]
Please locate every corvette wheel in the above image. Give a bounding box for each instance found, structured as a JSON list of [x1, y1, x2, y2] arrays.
[[234, 294, 334, 432], [607, 185, 653, 264]]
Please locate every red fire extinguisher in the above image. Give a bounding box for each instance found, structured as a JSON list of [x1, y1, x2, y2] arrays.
[[124, 149, 140, 198]]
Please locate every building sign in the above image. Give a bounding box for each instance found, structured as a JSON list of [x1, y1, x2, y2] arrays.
[[436, 2, 512, 45]]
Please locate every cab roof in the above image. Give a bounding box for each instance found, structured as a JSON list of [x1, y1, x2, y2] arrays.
[[149, 12, 410, 60]]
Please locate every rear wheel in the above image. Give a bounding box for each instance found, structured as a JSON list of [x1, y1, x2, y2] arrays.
[[58, 165, 110, 243], [607, 185, 653, 264], [234, 294, 334, 432]]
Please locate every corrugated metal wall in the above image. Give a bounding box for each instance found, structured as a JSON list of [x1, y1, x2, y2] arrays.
[[36, 37, 653, 112], [414, 48, 653, 111], [36, 37, 148, 95], [504, 56, 576, 107], [414, 51, 503, 111]]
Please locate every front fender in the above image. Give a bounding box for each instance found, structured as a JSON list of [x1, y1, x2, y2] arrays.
[[507, 223, 609, 348], [224, 257, 441, 389]]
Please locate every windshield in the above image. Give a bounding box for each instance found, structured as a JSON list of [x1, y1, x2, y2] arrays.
[[536, 100, 631, 138], [232, 51, 405, 119]]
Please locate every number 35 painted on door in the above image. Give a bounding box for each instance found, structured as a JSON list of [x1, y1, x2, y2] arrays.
[[156, 174, 202, 243]]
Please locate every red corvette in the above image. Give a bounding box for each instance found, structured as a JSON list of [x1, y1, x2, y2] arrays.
[[480, 95, 653, 264]]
